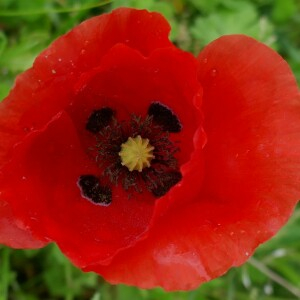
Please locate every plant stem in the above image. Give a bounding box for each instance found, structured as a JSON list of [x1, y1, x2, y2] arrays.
[[226, 270, 236, 300], [249, 257, 300, 298], [0, 247, 10, 300], [64, 260, 74, 300], [108, 284, 118, 300], [98, 278, 118, 300]]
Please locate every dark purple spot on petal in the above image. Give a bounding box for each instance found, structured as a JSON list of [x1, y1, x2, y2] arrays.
[[148, 102, 182, 133], [86, 107, 114, 134], [78, 175, 112, 206]]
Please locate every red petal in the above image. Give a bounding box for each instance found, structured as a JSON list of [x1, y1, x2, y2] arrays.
[[198, 34, 300, 217], [0, 199, 47, 249], [84, 35, 300, 290], [2, 112, 154, 265], [0, 8, 172, 166], [0, 8, 173, 251]]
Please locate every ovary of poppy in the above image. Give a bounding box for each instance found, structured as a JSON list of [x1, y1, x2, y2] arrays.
[[0, 7, 300, 291]]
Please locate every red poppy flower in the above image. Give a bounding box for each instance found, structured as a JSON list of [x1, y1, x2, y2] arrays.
[[1, 7, 300, 291]]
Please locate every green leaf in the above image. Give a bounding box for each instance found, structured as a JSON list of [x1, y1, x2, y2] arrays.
[[190, 2, 276, 48], [271, 0, 297, 23], [0, 31, 49, 73], [0, 31, 7, 56]]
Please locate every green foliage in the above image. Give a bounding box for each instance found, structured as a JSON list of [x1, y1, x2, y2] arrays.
[[271, 0, 297, 23], [190, 2, 276, 49], [0, 0, 300, 299]]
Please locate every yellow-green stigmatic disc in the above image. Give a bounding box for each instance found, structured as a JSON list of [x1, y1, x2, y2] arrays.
[[119, 135, 155, 172]]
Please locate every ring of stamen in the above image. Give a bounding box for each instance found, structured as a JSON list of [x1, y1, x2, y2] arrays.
[[119, 135, 155, 172], [83, 108, 182, 201]]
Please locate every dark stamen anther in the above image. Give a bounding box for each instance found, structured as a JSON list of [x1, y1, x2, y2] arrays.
[[86, 107, 114, 133], [148, 102, 182, 133], [78, 175, 112, 206], [150, 171, 182, 197]]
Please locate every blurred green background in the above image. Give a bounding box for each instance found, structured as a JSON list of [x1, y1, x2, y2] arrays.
[[1, 0, 300, 299]]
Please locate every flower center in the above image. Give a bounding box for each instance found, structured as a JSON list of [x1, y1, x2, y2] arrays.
[[119, 135, 155, 172], [78, 102, 183, 205]]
